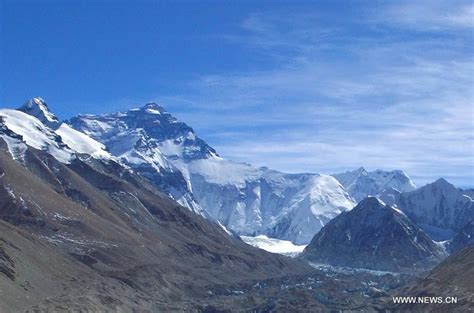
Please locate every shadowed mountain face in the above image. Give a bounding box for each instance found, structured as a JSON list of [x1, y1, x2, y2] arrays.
[[448, 221, 474, 254], [0, 138, 313, 311], [301, 197, 446, 272]]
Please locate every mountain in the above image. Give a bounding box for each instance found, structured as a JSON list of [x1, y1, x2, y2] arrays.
[[389, 178, 474, 241], [388, 246, 474, 312], [333, 167, 416, 202], [67, 103, 355, 244], [301, 197, 445, 272], [0, 106, 314, 311]]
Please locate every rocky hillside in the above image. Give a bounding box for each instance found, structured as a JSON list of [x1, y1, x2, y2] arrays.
[[387, 246, 474, 312]]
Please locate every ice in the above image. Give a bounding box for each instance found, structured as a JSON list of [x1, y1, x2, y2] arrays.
[[241, 235, 306, 257]]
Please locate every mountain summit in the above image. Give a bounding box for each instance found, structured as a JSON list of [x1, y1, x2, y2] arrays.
[[18, 97, 61, 129]]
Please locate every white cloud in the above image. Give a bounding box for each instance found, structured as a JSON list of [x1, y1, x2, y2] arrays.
[[378, 0, 474, 31], [159, 3, 474, 187]]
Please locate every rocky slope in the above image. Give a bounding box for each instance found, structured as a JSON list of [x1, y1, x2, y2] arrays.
[[333, 167, 416, 202], [386, 246, 474, 312], [67, 102, 355, 244], [301, 197, 445, 272]]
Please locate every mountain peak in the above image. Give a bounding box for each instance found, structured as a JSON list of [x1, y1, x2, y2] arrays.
[[356, 196, 384, 208], [425, 178, 459, 195], [141, 102, 166, 114], [433, 177, 452, 187], [19, 97, 61, 129]]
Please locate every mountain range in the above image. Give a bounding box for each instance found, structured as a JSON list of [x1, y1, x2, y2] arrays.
[[0, 97, 472, 310], [6, 97, 473, 248]]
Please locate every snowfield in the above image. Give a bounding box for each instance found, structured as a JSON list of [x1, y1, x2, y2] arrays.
[[241, 235, 306, 257], [56, 123, 113, 160], [0, 109, 74, 163]]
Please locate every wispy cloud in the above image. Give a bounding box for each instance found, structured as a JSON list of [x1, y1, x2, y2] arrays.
[[159, 1, 473, 186], [375, 0, 474, 30]]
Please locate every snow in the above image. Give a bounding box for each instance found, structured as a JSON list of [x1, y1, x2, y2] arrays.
[[0, 109, 74, 163], [389, 203, 409, 218], [19, 97, 61, 128], [241, 235, 306, 257], [30, 97, 57, 123], [145, 108, 161, 115], [56, 124, 113, 160], [184, 161, 355, 243], [0, 109, 115, 163], [187, 157, 260, 187], [0, 135, 27, 161], [393, 179, 474, 240], [333, 167, 416, 202]]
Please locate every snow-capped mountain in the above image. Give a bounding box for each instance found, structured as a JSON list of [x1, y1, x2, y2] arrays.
[[67, 102, 355, 244], [301, 197, 446, 272], [0, 104, 113, 164], [0, 108, 75, 163], [66, 103, 214, 215], [391, 178, 474, 241], [333, 167, 416, 202]]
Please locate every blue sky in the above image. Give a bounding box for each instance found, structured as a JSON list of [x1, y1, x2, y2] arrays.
[[1, 0, 473, 187]]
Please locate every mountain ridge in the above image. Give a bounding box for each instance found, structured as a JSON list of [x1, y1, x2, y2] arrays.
[[333, 167, 416, 202]]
